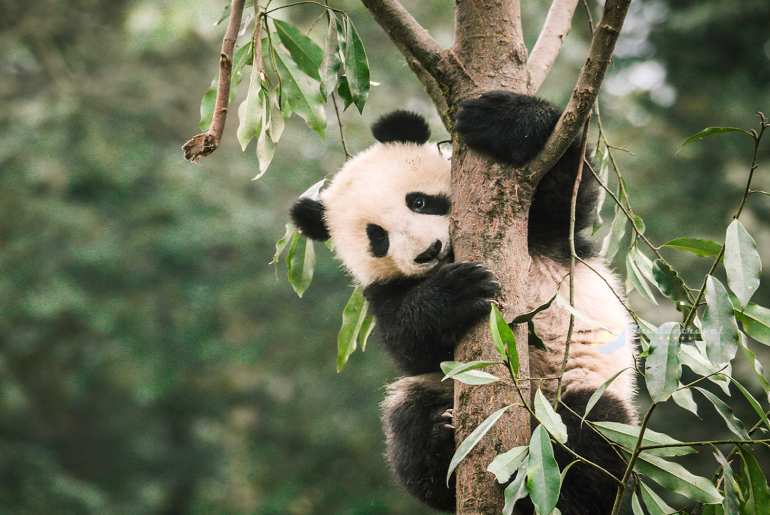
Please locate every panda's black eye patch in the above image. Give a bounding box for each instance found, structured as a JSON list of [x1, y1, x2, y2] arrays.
[[366, 224, 389, 258], [406, 192, 451, 215]]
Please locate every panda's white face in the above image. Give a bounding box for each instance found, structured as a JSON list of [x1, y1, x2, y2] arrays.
[[322, 142, 453, 285]]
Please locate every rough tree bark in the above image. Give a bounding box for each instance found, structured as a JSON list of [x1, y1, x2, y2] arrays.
[[359, 1, 632, 513]]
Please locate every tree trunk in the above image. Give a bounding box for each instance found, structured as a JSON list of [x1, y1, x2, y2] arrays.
[[360, 0, 631, 512]]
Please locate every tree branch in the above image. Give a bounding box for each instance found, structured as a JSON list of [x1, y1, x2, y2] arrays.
[[183, 0, 246, 162], [358, 0, 449, 119], [526, 0, 580, 93], [526, 0, 631, 183]]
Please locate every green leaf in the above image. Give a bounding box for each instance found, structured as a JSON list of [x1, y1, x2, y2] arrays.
[[662, 237, 723, 259], [599, 181, 627, 262], [273, 19, 324, 81], [631, 491, 645, 515], [440, 361, 501, 385], [634, 452, 723, 504], [273, 46, 327, 138], [593, 421, 696, 457], [337, 284, 373, 371], [639, 481, 677, 515], [511, 290, 558, 324], [678, 127, 752, 152], [703, 276, 740, 365], [341, 17, 370, 113], [725, 220, 762, 308], [672, 387, 699, 416], [319, 12, 341, 100], [730, 378, 770, 430], [738, 332, 770, 393], [441, 360, 500, 382], [487, 446, 528, 484], [336, 75, 354, 111], [270, 223, 296, 265], [286, 232, 315, 298], [592, 148, 610, 235], [694, 387, 751, 441], [713, 449, 740, 515], [645, 322, 682, 402], [627, 251, 658, 304], [200, 43, 254, 132], [237, 79, 265, 151], [528, 320, 548, 352], [198, 75, 219, 132], [534, 389, 568, 443], [737, 447, 770, 515], [583, 368, 631, 421], [734, 302, 770, 345], [526, 425, 560, 515], [651, 260, 689, 303], [447, 406, 509, 485], [556, 294, 611, 331], [503, 462, 529, 515], [255, 120, 276, 178], [490, 305, 519, 373]]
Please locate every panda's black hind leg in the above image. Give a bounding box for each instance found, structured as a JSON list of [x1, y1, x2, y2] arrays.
[[382, 373, 456, 512]]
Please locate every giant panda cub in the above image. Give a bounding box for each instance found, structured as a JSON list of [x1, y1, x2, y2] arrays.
[[290, 91, 637, 515]]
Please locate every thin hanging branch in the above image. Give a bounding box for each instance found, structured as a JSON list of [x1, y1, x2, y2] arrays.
[[526, 0, 580, 93], [183, 0, 246, 162]]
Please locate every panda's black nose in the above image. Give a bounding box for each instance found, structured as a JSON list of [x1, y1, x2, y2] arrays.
[[414, 240, 442, 264]]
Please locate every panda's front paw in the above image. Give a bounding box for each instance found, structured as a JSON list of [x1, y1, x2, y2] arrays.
[[453, 91, 560, 167], [433, 261, 499, 316], [432, 408, 455, 444]]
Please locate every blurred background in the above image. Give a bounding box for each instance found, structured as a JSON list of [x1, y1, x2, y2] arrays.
[[1, 0, 769, 514]]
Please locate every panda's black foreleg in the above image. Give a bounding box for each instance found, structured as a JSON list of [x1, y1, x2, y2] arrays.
[[382, 373, 456, 512], [364, 261, 498, 375]]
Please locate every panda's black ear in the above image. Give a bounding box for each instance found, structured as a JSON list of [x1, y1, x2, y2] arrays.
[[290, 197, 330, 241], [371, 110, 431, 145]]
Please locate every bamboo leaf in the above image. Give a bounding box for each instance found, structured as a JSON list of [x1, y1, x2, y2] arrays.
[[738, 332, 770, 393], [631, 491, 645, 515], [583, 368, 630, 421], [703, 276, 740, 365], [639, 481, 678, 515], [270, 223, 296, 265], [634, 452, 722, 504], [651, 260, 689, 303], [592, 148, 610, 235], [737, 447, 770, 515], [337, 284, 372, 371], [441, 360, 500, 382], [534, 389, 568, 443], [336, 75, 354, 111], [342, 17, 370, 113], [627, 251, 658, 304], [286, 232, 315, 298], [593, 421, 696, 457], [600, 188, 627, 261], [511, 291, 558, 324], [319, 12, 341, 100], [488, 446, 529, 484], [447, 406, 509, 485], [678, 127, 752, 152], [725, 220, 762, 308], [490, 305, 519, 373], [273, 19, 324, 81], [645, 322, 682, 402], [273, 46, 327, 138], [439, 361, 501, 385], [662, 237, 723, 259], [672, 387, 699, 416], [730, 378, 770, 430], [734, 302, 770, 345], [526, 425, 560, 515], [694, 387, 751, 441], [713, 449, 741, 515], [502, 462, 529, 515]]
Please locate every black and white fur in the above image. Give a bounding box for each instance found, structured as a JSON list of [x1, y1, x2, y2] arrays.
[[290, 91, 636, 514]]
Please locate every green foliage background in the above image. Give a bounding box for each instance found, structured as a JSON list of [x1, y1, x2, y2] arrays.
[[0, 0, 768, 514]]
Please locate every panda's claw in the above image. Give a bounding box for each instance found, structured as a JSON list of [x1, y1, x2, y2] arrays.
[[443, 424, 456, 430], [441, 409, 454, 419]]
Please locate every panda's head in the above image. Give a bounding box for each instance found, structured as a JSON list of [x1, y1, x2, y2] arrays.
[[290, 110, 453, 285]]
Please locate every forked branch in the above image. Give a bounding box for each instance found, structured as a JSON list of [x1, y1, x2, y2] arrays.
[[527, 0, 580, 93]]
